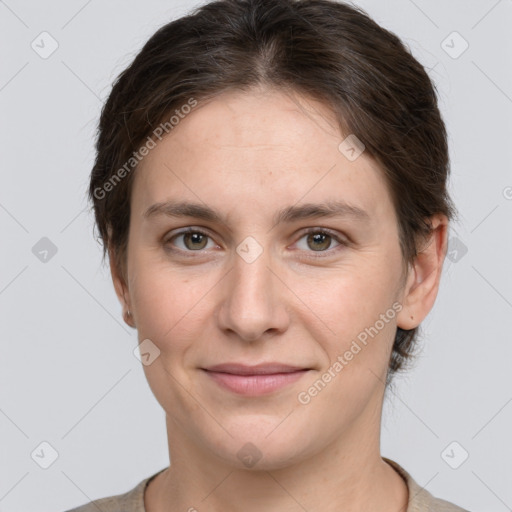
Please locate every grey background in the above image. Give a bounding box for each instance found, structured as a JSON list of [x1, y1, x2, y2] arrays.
[[1, 0, 511, 510]]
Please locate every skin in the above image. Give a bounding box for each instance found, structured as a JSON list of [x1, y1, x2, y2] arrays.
[[110, 85, 449, 512]]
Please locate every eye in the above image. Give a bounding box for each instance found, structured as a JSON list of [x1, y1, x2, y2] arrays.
[[165, 228, 217, 252], [163, 227, 348, 257], [294, 228, 347, 255]]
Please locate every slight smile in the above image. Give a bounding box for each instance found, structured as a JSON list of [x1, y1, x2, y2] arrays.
[[201, 363, 312, 396]]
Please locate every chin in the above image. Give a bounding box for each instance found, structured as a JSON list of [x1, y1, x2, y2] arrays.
[[200, 418, 315, 472]]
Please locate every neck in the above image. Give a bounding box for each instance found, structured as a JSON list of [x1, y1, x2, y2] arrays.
[[145, 404, 409, 512]]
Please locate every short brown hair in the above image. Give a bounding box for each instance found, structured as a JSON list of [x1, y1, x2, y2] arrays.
[[89, 0, 457, 382]]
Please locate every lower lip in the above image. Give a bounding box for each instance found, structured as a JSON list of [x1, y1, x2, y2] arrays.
[[203, 370, 309, 396]]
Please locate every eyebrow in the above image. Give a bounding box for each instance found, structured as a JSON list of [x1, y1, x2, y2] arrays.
[[143, 199, 371, 226]]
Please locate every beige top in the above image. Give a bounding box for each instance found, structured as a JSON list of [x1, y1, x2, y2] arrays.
[[65, 458, 469, 512]]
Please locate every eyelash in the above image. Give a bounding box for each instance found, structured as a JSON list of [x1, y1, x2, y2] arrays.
[[163, 227, 349, 259]]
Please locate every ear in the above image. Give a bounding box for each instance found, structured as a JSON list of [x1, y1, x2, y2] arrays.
[[396, 214, 449, 330], [108, 246, 135, 328]]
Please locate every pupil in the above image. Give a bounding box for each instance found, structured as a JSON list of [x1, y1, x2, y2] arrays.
[[309, 233, 330, 251], [186, 232, 206, 249]]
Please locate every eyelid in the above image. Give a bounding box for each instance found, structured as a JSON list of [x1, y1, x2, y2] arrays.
[[291, 227, 349, 257], [164, 226, 218, 243], [296, 226, 348, 243]]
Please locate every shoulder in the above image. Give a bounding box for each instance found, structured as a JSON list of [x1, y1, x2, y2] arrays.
[[383, 458, 470, 512], [63, 468, 166, 512]]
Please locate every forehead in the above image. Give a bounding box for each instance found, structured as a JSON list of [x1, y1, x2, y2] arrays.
[[132, 88, 394, 224]]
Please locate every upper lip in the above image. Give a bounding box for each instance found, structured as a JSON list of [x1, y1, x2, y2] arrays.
[[203, 363, 309, 375]]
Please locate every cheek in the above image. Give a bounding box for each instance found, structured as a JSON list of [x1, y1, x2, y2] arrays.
[[130, 265, 205, 412], [129, 257, 223, 368], [129, 262, 194, 344], [294, 262, 399, 365]]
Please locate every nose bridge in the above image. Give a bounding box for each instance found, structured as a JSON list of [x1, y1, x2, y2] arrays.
[[217, 238, 288, 341]]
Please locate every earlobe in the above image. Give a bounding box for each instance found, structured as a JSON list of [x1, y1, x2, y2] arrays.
[[396, 264, 419, 330], [108, 247, 135, 328], [396, 215, 449, 331], [123, 308, 135, 328]]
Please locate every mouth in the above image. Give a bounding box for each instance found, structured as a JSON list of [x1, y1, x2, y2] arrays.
[[201, 363, 312, 395]]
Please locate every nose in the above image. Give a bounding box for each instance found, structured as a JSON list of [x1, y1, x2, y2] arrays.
[[216, 245, 290, 343]]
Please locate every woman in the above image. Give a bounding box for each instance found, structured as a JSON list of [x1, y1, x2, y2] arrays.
[[67, 0, 468, 510]]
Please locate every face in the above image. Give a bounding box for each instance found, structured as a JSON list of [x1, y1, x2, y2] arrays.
[[114, 86, 425, 470]]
